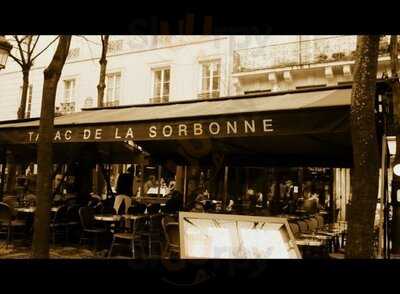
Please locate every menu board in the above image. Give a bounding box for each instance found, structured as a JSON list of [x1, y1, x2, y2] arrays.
[[179, 212, 301, 259]]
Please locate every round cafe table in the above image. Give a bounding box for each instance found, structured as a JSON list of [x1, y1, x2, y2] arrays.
[[15, 206, 61, 213]]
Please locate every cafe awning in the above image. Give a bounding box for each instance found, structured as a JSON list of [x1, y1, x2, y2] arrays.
[[0, 86, 353, 167]]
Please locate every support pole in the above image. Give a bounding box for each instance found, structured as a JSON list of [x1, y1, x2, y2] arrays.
[[183, 166, 188, 208], [378, 135, 387, 258], [157, 165, 162, 197], [0, 147, 6, 200], [223, 166, 229, 209]]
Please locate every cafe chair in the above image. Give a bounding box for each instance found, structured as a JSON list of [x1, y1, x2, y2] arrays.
[[50, 205, 69, 245], [306, 218, 319, 233], [0, 202, 26, 247], [129, 203, 147, 215], [289, 222, 300, 238], [65, 204, 81, 243], [315, 215, 325, 229], [78, 207, 107, 251], [108, 216, 146, 258], [296, 220, 309, 234], [161, 218, 180, 259], [2, 196, 18, 210], [147, 204, 161, 215], [141, 214, 162, 258]]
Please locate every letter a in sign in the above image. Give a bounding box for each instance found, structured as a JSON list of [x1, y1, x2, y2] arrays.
[[125, 128, 134, 139]]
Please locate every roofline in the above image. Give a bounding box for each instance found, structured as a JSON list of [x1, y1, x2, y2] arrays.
[[0, 78, 393, 126], [84, 78, 392, 111], [82, 83, 355, 112]]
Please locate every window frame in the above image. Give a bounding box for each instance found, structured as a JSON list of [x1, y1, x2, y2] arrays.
[[20, 84, 33, 119], [105, 71, 122, 106], [199, 59, 221, 99], [151, 66, 171, 103], [63, 79, 76, 104]]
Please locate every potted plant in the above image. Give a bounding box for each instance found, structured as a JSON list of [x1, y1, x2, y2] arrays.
[[316, 53, 328, 63], [332, 52, 346, 61]]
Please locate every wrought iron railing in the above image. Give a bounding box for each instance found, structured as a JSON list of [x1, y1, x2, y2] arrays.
[[233, 36, 392, 73], [104, 100, 120, 107], [149, 96, 169, 104], [59, 102, 76, 114], [198, 91, 220, 99]]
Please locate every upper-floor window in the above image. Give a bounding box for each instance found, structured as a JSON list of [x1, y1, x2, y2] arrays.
[[199, 60, 221, 99], [105, 72, 121, 106], [67, 48, 80, 60], [61, 79, 76, 114], [108, 40, 123, 54], [20, 85, 33, 118], [151, 67, 170, 103]]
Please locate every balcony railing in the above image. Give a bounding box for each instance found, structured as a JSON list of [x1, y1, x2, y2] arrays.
[[198, 91, 220, 99], [233, 36, 393, 73], [104, 100, 120, 107], [149, 96, 169, 104], [59, 102, 76, 115]]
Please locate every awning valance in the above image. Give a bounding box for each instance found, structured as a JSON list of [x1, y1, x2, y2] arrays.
[[0, 86, 353, 167], [0, 88, 351, 145]]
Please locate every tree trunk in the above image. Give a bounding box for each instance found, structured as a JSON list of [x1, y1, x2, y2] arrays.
[[94, 36, 109, 194], [389, 35, 400, 254], [97, 35, 109, 108], [17, 66, 31, 119], [345, 36, 380, 259], [32, 36, 71, 259]]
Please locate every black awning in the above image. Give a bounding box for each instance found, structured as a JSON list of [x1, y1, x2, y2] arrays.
[[0, 87, 352, 167]]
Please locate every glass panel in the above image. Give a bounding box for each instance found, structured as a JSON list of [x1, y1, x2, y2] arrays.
[[154, 82, 161, 97], [202, 77, 210, 93], [163, 82, 169, 96], [212, 76, 220, 91], [114, 86, 120, 100], [164, 69, 170, 82], [71, 80, 75, 100], [115, 73, 121, 88], [154, 70, 162, 83], [213, 63, 221, 75], [202, 64, 211, 78], [107, 84, 113, 101], [107, 75, 114, 101]]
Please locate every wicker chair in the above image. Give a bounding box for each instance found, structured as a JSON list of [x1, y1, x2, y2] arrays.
[[78, 207, 107, 251], [141, 214, 163, 258], [161, 218, 180, 258], [108, 216, 146, 258], [0, 202, 26, 247]]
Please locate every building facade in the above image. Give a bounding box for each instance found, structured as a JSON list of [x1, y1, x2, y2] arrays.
[[1, 35, 397, 221]]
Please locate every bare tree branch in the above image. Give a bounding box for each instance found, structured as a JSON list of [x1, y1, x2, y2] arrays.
[[29, 36, 40, 56], [14, 35, 27, 64], [31, 36, 60, 63], [76, 35, 102, 46], [8, 52, 23, 66]]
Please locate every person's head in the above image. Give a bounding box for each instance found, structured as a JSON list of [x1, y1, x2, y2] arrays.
[[116, 173, 133, 196], [54, 174, 63, 187], [148, 175, 156, 184], [127, 166, 134, 174]]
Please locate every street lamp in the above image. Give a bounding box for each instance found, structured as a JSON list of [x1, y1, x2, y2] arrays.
[[0, 35, 12, 70]]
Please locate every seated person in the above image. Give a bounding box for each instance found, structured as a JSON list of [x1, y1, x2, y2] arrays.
[[113, 173, 133, 215], [191, 194, 206, 212], [52, 193, 65, 206], [191, 201, 205, 213], [143, 175, 157, 195], [24, 194, 37, 207], [165, 190, 183, 214], [226, 200, 234, 212]]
